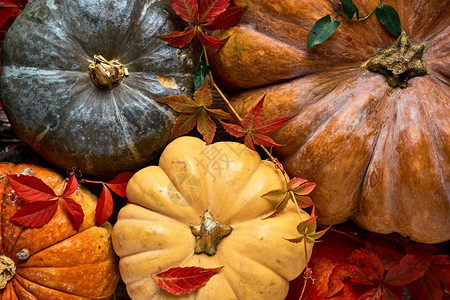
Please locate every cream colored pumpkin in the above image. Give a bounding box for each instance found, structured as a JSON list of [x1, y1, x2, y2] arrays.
[[112, 136, 312, 299]]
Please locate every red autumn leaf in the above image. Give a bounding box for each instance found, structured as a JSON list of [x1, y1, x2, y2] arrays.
[[408, 275, 443, 300], [198, 0, 229, 22], [153, 266, 223, 295], [155, 26, 196, 48], [287, 177, 309, 190], [7, 174, 56, 201], [155, 80, 231, 144], [170, 0, 199, 23], [384, 253, 431, 286], [327, 262, 362, 298], [346, 249, 385, 284], [0, 6, 18, 29], [11, 200, 58, 228], [62, 175, 78, 197], [221, 95, 294, 151], [158, 0, 243, 49], [364, 241, 405, 270], [292, 182, 316, 196], [196, 29, 226, 49], [95, 185, 114, 226], [106, 171, 134, 198], [63, 198, 84, 230], [203, 6, 245, 30]]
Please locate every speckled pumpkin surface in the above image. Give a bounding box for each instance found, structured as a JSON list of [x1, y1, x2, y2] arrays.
[[112, 136, 313, 299], [0, 162, 119, 299], [209, 0, 449, 244], [0, 0, 200, 178]]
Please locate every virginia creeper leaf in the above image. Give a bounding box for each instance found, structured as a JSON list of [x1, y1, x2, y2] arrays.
[[198, 0, 229, 22], [105, 171, 134, 198], [63, 198, 84, 230], [196, 109, 216, 144], [408, 275, 443, 300], [7, 174, 56, 201], [155, 80, 230, 143], [0, 6, 18, 29], [153, 266, 223, 295], [11, 200, 58, 228], [307, 14, 340, 49], [170, 112, 199, 140], [95, 184, 114, 226], [156, 26, 196, 48], [62, 175, 78, 197], [385, 254, 431, 286], [170, 0, 199, 23], [221, 95, 293, 151], [340, 0, 359, 19], [346, 249, 385, 284], [288, 178, 309, 190], [327, 263, 361, 298], [376, 5, 401, 37], [196, 29, 226, 49], [202, 6, 245, 30]]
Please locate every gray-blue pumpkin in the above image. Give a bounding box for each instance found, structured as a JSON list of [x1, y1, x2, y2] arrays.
[[1, 0, 199, 177]]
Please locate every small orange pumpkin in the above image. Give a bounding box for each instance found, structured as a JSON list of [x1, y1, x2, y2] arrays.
[[0, 162, 119, 299]]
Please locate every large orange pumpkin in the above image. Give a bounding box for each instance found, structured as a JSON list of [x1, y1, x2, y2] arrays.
[[0, 162, 119, 299], [209, 0, 449, 244]]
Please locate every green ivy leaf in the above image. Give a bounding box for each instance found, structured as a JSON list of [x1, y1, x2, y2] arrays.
[[307, 15, 340, 49], [341, 0, 359, 19], [194, 52, 211, 91], [376, 5, 401, 37]]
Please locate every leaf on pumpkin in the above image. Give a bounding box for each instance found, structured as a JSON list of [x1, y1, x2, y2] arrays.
[[340, 0, 359, 19], [221, 95, 294, 151], [155, 80, 231, 144], [105, 171, 134, 198], [156, 26, 197, 48], [95, 185, 114, 226], [202, 6, 246, 31], [153, 266, 223, 295], [62, 175, 78, 197], [263, 177, 316, 219], [376, 5, 401, 37], [7, 174, 56, 201], [307, 14, 340, 49], [63, 198, 84, 230], [285, 207, 329, 244], [10, 200, 58, 228], [157, 0, 244, 49]]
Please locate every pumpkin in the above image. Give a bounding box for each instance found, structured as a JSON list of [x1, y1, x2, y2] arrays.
[[208, 0, 450, 244], [0, 0, 200, 178], [112, 136, 313, 299], [0, 162, 119, 299]]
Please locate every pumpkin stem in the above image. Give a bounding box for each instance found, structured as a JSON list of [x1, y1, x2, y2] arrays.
[[191, 211, 232, 256], [87, 55, 128, 89], [0, 256, 16, 289], [362, 32, 428, 88]]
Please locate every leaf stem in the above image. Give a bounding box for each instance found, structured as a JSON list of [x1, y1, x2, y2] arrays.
[[202, 45, 215, 88], [329, 0, 383, 21], [212, 81, 243, 123]]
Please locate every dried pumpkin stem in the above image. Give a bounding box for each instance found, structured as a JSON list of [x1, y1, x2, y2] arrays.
[[0, 256, 16, 289], [191, 211, 232, 256], [362, 32, 428, 88], [87, 55, 129, 90]]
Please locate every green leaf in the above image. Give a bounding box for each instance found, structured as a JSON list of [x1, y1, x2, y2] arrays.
[[194, 52, 211, 91], [307, 15, 340, 49], [376, 5, 401, 37], [341, 0, 359, 19]]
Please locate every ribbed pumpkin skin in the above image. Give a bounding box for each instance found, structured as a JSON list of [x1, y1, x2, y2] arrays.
[[0, 162, 119, 299], [112, 136, 313, 300], [0, 0, 199, 178], [209, 0, 449, 244]]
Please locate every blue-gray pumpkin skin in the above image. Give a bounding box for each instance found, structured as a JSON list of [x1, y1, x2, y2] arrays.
[[1, 0, 199, 177]]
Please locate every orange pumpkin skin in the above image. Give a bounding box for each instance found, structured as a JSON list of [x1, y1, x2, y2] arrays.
[[0, 162, 119, 299], [209, 0, 449, 244]]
